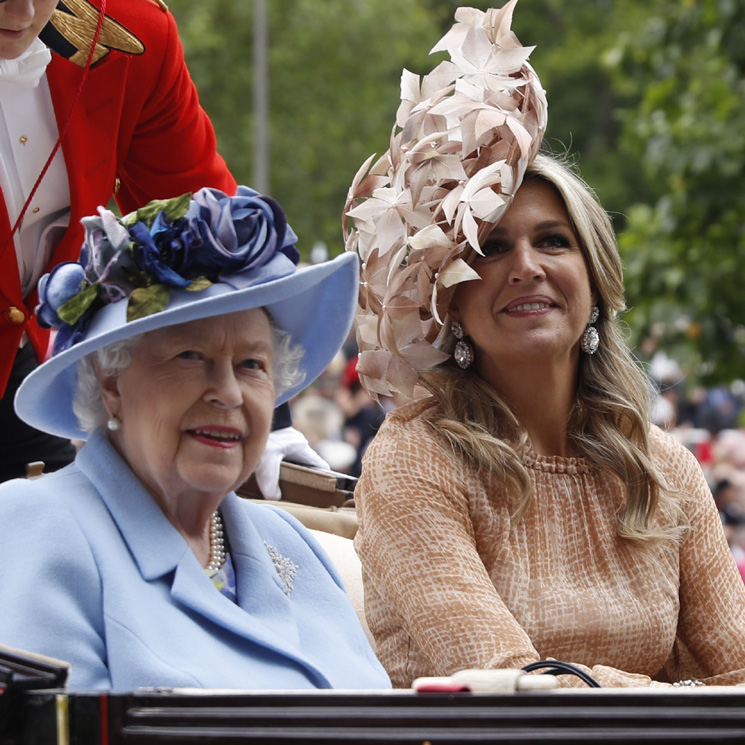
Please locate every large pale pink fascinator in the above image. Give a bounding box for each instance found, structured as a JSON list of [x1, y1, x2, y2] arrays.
[[343, 1, 547, 401]]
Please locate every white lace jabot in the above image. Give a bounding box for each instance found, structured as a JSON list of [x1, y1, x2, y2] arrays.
[[0, 38, 52, 89]]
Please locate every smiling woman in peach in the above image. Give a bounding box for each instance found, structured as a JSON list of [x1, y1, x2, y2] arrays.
[[0, 187, 390, 692], [449, 179, 598, 455], [345, 4, 745, 691]]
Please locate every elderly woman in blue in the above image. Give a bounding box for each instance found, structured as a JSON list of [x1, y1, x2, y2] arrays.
[[0, 188, 390, 691]]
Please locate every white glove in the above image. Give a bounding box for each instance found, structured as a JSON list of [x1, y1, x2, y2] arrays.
[[254, 426, 330, 501]]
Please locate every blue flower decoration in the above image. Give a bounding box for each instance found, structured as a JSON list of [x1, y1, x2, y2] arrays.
[[187, 186, 300, 278], [129, 220, 193, 288], [35, 187, 301, 353], [36, 263, 85, 329]]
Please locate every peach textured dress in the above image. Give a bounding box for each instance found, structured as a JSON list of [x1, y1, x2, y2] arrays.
[[355, 397, 745, 688]]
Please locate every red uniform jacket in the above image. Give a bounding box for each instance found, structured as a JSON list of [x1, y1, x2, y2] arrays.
[[0, 0, 236, 394]]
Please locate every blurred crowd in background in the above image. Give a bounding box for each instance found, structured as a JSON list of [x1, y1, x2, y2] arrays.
[[646, 348, 745, 581], [288, 329, 389, 482], [286, 248, 394, 481]]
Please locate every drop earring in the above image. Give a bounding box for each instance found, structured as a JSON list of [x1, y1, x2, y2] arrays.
[[107, 415, 121, 431], [581, 306, 600, 355], [451, 321, 474, 369]]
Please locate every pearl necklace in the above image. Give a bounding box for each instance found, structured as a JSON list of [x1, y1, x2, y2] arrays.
[[205, 511, 226, 573]]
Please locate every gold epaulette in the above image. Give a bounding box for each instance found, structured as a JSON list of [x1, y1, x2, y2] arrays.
[[44, 0, 145, 68]]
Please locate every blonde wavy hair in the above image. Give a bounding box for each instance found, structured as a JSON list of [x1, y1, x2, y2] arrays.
[[418, 153, 679, 544]]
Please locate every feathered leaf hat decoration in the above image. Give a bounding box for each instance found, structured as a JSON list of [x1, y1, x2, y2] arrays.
[[343, 1, 547, 401]]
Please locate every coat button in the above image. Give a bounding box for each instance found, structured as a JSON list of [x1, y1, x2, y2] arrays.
[[6, 307, 26, 324]]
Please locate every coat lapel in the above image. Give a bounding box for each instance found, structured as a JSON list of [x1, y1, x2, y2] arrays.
[[76, 433, 329, 686], [45, 52, 125, 270], [0, 186, 24, 308], [76, 430, 188, 580], [169, 493, 324, 675]]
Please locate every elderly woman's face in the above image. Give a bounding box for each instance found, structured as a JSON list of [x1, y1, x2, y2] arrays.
[[450, 180, 596, 380], [101, 308, 276, 506]]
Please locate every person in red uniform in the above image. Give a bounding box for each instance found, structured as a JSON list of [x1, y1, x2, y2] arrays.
[[0, 0, 239, 480], [1, 0, 327, 491]]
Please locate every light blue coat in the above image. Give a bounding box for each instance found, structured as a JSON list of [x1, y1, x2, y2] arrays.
[[0, 430, 390, 690]]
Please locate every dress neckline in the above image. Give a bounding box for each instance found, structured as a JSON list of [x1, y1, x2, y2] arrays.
[[521, 448, 594, 475]]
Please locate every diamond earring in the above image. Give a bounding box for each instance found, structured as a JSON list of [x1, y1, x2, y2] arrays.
[[581, 306, 600, 355], [451, 321, 474, 369]]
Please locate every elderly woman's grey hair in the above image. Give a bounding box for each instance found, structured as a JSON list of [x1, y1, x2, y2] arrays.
[[73, 322, 305, 433]]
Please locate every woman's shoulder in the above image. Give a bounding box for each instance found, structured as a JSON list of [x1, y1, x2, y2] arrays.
[[231, 496, 346, 587], [232, 497, 333, 560], [648, 424, 708, 489], [360, 396, 475, 496], [373, 396, 444, 445], [388, 395, 438, 419], [648, 424, 699, 465], [0, 466, 87, 516], [364, 397, 451, 465], [0, 468, 102, 572]]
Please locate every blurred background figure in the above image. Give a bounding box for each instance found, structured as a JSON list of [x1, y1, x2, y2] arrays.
[[333, 356, 386, 478], [290, 341, 388, 479]]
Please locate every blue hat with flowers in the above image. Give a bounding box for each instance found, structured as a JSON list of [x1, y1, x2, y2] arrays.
[[15, 186, 359, 441]]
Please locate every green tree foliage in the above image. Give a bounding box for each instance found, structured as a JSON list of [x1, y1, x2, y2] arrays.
[[511, 0, 655, 217], [165, 0, 650, 255], [609, 0, 745, 382], [168, 0, 442, 256]]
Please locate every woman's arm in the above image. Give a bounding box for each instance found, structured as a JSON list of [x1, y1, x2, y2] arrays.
[[662, 436, 745, 686], [355, 415, 543, 687]]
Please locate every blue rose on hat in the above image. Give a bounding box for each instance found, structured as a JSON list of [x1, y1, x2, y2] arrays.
[[36, 263, 86, 329], [80, 206, 140, 302], [187, 186, 299, 281]]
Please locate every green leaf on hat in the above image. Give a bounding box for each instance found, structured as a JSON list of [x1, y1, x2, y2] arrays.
[[127, 284, 170, 321], [120, 192, 192, 228], [58, 282, 99, 325], [186, 276, 212, 292]]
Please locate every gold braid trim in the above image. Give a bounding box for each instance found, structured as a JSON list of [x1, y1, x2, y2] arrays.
[[50, 0, 145, 68]]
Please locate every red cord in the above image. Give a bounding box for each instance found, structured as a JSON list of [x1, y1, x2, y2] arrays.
[[3, 0, 108, 247], [99, 692, 109, 745]]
